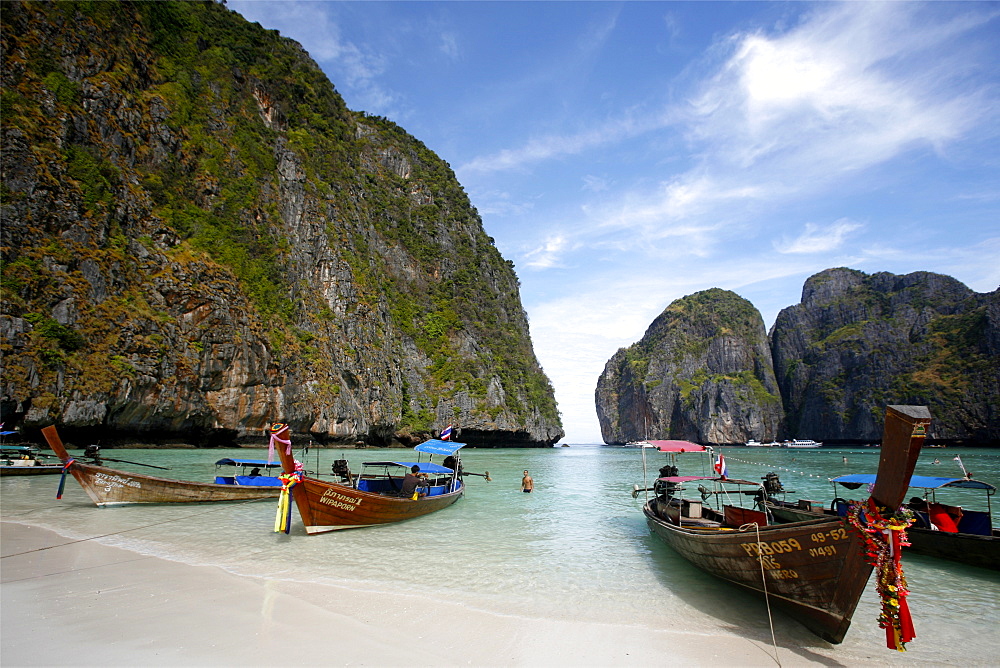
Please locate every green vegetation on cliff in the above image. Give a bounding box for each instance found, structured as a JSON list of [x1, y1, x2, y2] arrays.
[[1, 0, 560, 443]]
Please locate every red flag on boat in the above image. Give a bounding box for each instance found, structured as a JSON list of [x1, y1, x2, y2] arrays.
[[440, 424, 453, 441], [714, 454, 728, 479]]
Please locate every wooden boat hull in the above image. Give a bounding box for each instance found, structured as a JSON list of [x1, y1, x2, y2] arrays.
[[60, 460, 282, 506], [641, 405, 930, 644], [769, 504, 1000, 571], [270, 423, 465, 533], [288, 477, 464, 533], [644, 504, 869, 644], [41, 425, 280, 507]]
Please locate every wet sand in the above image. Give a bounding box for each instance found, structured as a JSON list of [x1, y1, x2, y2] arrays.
[[2, 521, 787, 667]]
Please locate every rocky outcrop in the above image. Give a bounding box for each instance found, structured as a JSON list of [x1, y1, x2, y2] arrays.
[[596, 289, 783, 444], [0, 1, 562, 447], [771, 268, 1000, 443]]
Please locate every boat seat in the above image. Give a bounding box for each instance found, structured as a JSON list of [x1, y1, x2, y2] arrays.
[[957, 511, 992, 536], [681, 517, 721, 529], [234, 475, 282, 486]]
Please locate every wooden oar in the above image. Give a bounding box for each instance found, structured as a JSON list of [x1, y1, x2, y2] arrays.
[[462, 470, 491, 482]]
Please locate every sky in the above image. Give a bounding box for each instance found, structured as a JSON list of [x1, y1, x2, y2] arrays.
[[227, 1, 1000, 444]]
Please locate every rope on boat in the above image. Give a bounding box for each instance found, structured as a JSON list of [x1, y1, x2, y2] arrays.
[[1, 498, 267, 559], [741, 522, 782, 667]]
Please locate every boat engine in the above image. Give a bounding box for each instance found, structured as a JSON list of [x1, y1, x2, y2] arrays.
[[762, 472, 784, 495], [84, 444, 103, 465], [659, 464, 678, 478], [331, 459, 352, 483]]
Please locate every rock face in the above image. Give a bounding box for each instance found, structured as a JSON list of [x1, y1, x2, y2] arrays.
[[771, 268, 1000, 443], [596, 289, 783, 444], [0, 2, 562, 447], [598, 270, 999, 445]]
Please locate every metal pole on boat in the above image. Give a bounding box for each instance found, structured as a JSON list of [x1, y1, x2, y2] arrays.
[[642, 445, 648, 502]]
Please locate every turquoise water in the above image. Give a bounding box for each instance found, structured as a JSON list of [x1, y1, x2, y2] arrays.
[[2, 443, 998, 664]]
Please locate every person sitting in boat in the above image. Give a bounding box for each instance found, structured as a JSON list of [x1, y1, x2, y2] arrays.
[[249, 467, 261, 477], [400, 465, 428, 499], [909, 497, 963, 532]]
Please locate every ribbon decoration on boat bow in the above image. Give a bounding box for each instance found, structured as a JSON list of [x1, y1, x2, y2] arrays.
[[55, 458, 75, 499], [847, 499, 917, 651], [268, 423, 292, 463], [274, 469, 303, 534]]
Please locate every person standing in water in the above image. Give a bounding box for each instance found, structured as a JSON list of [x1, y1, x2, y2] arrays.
[[521, 470, 534, 493]]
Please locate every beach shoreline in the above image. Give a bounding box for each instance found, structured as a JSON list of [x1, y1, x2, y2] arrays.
[[2, 521, 790, 667]]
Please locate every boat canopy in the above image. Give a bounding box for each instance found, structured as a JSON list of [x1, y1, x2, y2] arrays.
[[649, 440, 708, 452], [214, 458, 282, 468], [657, 475, 759, 486], [657, 475, 716, 483], [832, 474, 996, 492], [361, 461, 455, 475], [1, 445, 33, 454], [413, 439, 466, 456]]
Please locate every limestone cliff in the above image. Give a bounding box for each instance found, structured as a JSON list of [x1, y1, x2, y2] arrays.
[[0, 1, 562, 446], [771, 268, 999, 443], [595, 289, 783, 444]]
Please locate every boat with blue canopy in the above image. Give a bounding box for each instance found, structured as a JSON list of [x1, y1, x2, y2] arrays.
[[766, 472, 998, 570], [1, 443, 63, 476], [213, 458, 283, 486], [270, 425, 490, 534]]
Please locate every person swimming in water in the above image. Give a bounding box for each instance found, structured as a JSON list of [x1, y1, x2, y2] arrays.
[[521, 470, 534, 493]]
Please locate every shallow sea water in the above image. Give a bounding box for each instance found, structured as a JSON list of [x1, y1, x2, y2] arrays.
[[3, 443, 998, 664]]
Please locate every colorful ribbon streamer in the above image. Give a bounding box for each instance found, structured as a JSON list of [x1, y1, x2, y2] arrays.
[[268, 424, 291, 464], [274, 471, 301, 534], [846, 499, 917, 650], [55, 458, 75, 499]]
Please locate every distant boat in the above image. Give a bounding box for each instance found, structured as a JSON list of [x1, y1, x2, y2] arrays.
[[634, 406, 931, 645], [780, 439, 822, 448], [744, 439, 775, 447], [1, 443, 62, 476], [41, 425, 282, 506]]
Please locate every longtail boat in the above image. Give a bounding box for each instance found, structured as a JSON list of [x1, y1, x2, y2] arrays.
[[42, 425, 281, 507], [271, 423, 472, 533], [767, 474, 998, 571], [636, 405, 930, 647], [1, 444, 63, 475]]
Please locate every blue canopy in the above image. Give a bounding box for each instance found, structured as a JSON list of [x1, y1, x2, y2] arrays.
[[414, 439, 466, 456], [1, 431, 18, 436], [832, 474, 996, 492], [361, 461, 455, 474], [214, 458, 282, 468]]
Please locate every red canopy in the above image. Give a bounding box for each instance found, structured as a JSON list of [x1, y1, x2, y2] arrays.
[[648, 440, 708, 452]]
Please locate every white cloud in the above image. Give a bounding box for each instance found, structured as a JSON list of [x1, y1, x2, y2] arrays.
[[775, 219, 863, 255], [582, 175, 609, 193], [523, 235, 569, 269], [467, 2, 993, 261]]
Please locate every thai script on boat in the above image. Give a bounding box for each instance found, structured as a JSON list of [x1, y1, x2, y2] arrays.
[[319, 488, 362, 512], [94, 471, 141, 490]]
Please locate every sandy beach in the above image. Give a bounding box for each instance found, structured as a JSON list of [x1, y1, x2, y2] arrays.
[[2, 521, 791, 667]]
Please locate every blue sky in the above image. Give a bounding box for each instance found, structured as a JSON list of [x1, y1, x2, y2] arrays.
[[228, 1, 1000, 443]]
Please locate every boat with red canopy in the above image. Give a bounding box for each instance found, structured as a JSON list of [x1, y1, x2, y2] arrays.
[[635, 406, 931, 648]]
